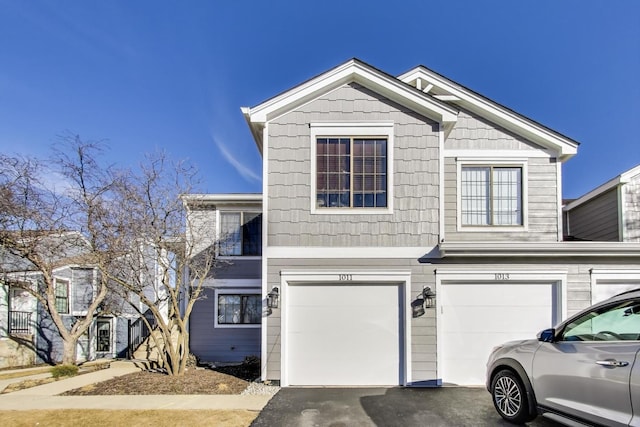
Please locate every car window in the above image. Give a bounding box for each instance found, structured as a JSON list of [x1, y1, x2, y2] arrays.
[[561, 300, 640, 342]]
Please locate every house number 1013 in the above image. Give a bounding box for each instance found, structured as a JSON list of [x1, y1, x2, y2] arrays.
[[339, 274, 353, 281], [494, 273, 510, 280]]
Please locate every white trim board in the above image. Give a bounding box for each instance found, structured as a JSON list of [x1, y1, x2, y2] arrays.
[[267, 246, 436, 259], [310, 122, 395, 215]]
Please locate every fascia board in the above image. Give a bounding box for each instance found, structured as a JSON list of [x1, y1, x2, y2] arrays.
[[563, 178, 621, 211], [620, 164, 640, 183], [564, 164, 640, 211], [182, 193, 262, 209], [438, 241, 640, 257], [182, 193, 262, 203], [399, 68, 579, 160], [241, 107, 264, 155], [244, 60, 458, 126]]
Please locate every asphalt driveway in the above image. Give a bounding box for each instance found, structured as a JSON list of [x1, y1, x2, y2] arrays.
[[251, 387, 561, 427]]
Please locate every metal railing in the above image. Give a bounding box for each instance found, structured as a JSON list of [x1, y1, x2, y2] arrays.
[[127, 308, 157, 359], [9, 311, 31, 335]]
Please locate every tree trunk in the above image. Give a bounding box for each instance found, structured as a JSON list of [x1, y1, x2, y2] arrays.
[[61, 336, 78, 365]]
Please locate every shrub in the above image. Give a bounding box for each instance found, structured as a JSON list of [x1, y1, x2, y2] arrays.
[[50, 364, 79, 379]]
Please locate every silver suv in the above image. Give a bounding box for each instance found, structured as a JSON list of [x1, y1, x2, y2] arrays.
[[486, 289, 640, 426]]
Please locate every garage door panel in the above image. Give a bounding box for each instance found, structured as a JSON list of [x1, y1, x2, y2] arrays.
[[287, 283, 401, 386], [441, 283, 555, 386], [442, 306, 552, 334], [441, 284, 553, 306]]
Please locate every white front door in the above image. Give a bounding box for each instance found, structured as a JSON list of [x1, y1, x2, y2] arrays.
[[286, 283, 402, 386], [440, 282, 556, 385]]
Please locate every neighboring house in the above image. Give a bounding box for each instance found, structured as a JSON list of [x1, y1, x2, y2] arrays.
[[564, 164, 640, 242], [237, 58, 640, 387], [0, 232, 129, 368], [183, 194, 262, 364]]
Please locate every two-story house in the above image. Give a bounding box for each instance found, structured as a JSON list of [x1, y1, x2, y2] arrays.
[[237, 58, 640, 387], [1, 232, 130, 368], [183, 194, 262, 364], [0, 231, 157, 367]]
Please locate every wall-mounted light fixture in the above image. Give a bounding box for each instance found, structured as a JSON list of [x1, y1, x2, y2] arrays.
[[411, 286, 436, 318], [267, 286, 279, 309]]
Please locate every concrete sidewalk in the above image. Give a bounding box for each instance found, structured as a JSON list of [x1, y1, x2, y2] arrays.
[[0, 362, 273, 411]]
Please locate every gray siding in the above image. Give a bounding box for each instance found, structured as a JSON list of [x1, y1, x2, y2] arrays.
[[211, 259, 261, 280], [189, 287, 261, 363], [268, 83, 440, 248], [263, 257, 640, 384], [186, 205, 217, 258], [71, 268, 95, 313], [446, 110, 543, 152], [567, 188, 620, 241], [265, 258, 437, 384], [444, 155, 560, 242], [624, 172, 640, 242]]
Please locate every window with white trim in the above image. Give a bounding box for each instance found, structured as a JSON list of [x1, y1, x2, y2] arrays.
[[219, 212, 262, 256], [216, 293, 261, 326], [461, 166, 523, 226], [54, 278, 69, 314], [316, 137, 388, 209]]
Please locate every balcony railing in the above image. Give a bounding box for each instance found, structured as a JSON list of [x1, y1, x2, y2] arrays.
[[9, 311, 32, 335]]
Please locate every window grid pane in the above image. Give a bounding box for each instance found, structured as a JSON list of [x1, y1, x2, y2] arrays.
[[461, 166, 522, 226], [54, 280, 69, 314], [461, 167, 490, 225], [220, 213, 241, 255], [492, 168, 522, 225], [317, 137, 387, 208]]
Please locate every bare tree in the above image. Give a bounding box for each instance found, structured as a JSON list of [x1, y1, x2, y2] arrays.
[[0, 137, 115, 365], [100, 152, 216, 376], [1, 137, 214, 374]]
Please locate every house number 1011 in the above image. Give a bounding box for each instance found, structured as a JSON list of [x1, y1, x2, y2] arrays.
[[339, 274, 353, 281], [494, 273, 510, 280]]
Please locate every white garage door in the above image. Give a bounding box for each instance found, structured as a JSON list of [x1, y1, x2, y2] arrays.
[[440, 283, 556, 386], [287, 283, 401, 386], [593, 284, 638, 304]]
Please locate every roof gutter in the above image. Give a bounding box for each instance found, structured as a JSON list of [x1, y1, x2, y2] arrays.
[[438, 241, 640, 258]]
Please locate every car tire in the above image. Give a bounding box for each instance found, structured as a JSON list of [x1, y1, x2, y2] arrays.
[[491, 369, 534, 424]]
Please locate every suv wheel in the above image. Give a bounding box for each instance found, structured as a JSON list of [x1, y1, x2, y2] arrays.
[[491, 369, 534, 424]]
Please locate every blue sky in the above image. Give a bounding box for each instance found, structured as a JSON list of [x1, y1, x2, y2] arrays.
[[0, 0, 638, 199]]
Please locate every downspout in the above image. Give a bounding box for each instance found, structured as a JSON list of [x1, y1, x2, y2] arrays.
[[617, 183, 625, 242], [438, 123, 445, 243]]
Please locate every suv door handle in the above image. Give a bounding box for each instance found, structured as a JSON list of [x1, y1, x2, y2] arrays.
[[596, 359, 629, 367]]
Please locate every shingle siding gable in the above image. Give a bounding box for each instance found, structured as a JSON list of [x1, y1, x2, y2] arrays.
[[268, 82, 440, 248]]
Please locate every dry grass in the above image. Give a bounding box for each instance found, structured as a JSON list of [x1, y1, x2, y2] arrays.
[[1, 377, 57, 393], [0, 367, 51, 380], [0, 409, 258, 427]]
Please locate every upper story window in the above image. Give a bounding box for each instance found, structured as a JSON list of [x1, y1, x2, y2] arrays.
[[460, 166, 523, 226], [316, 137, 387, 208], [54, 278, 69, 314], [219, 212, 262, 256], [311, 123, 394, 214]]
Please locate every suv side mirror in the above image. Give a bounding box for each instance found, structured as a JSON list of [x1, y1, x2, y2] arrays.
[[538, 328, 556, 343]]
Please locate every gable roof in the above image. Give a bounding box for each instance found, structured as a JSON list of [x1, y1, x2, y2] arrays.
[[564, 163, 640, 211], [398, 65, 579, 161], [243, 58, 580, 161], [242, 58, 459, 153]]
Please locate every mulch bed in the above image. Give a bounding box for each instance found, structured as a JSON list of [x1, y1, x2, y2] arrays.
[[62, 367, 255, 396]]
